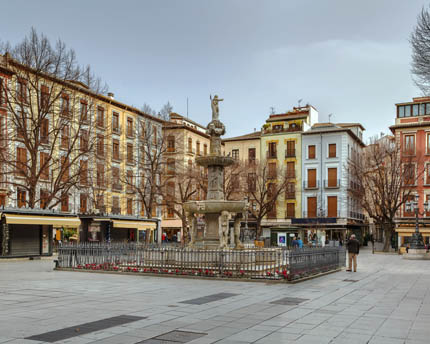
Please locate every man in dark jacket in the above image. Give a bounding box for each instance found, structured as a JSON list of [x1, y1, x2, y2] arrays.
[[346, 234, 359, 272]]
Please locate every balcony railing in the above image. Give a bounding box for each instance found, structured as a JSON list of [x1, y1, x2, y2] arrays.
[[263, 125, 303, 134], [303, 180, 320, 189], [349, 211, 365, 221], [303, 210, 341, 218], [266, 151, 277, 159], [111, 207, 121, 215], [324, 179, 340, 188], [285, 192, 295, 199], [285, 149, 296, 158], [112, 183, 122, 191], [286, 171, 296, 179], [112, 125, 121, 135]]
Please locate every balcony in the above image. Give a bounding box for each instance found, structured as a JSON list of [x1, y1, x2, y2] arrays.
[[112, 183, 122, 191], [266, 151, 277, 159], [112, 125, 121, 135], [286, 171, 296, 179], [263, 124, 303, 134], [303, 210, 341, 218], [285, 192, 295, 199], [303, 180, 320, 189], [285, 149, 296, 158], [324, 179, 340, 189], [111, 207, 121, 215], [167, 147, 176, 153], [349, 211, 365, 221]]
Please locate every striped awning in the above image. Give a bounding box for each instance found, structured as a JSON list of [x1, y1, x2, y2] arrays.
[[3, 214, 81, 227], [112, 220, 156, 231]]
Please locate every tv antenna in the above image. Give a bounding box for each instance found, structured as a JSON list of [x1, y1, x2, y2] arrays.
[[328, 113, 333, 123], [270, 106, 275, 115], [298, 99, 303, 107]]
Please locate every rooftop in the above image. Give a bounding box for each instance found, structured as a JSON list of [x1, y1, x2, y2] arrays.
[[223, 131, 261, 142]]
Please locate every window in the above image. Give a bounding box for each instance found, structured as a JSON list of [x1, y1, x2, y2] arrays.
[[80, 160, 88, 186], [404, 135, 415, 155], [80, 129, 88, 152], [267, 183, 277, 218], [40, 189, 49, 209], [327, 196, 337, 217], [0, 194, 6, 207], [152, 125, 157, 145], [307, 197, 317, 218], [248, 148, 256, 163], [196, 141, 200, 155], [188, 137, 193, 153], [188, 159, 193, 171], [40, 85, 49, 110], [127, 117, 133, 136], [268, 142, 277, 158], [426, 164, 430, 185], [328, 144, 336, 158], [97, 134, 104, 157], [16, 147, 27, 176], [61, 157, 69, 182], [61, 193, 69, 212], [80, 194, 88, 213], [112, 167, 120, 190], [97, 106, 104, 127], [286, 141, 295, 157], [167, 135, 175, 152], [231, 173, 240, 190], [126, 170, 134, 191], [405, 105, 411, 117], [40, 152, 49, 180], [308, 145, 316, 159], [0, 77, 3, 106], [167, 206, 175, 218], [61, 125, 69, 149], [127, 143, 133, 163], [166, 181, 175, 200], [420, 103, 426, 116], [17, 79, 27, 103], [427, 103, 430, 115], [327, 168, 337, 187], [112, 196, 120, 214], [112, 139, 120, 160], [413, 104, 419, 116], [127, 198, 133, 215], [96, 195, 104, 210], [232, 149, 239, 160], [167, 158, 175, 175], [40, 118, 49, 144], [307, 169, 316, 188], [17, 111, 26, 139], [247, 173, 256, 192], [204, 144, 208, 156], [404, 195, 414, 217], [427, 134, 430, 154], [404, 164, 415, 186], [0, 115, 5, 146], [286, 203, 295, 218], [97, 163, 105, 187], [286, 183, 295, 199], [112, 111, 119, 132], [80, 100, 88, 121], [61, 93, 69, 115], [286, 162, 295, 178], [268, 162, 277, 178], [17, 189, 26, 208]]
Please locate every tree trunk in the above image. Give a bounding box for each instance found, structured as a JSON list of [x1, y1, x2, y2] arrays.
[[382, 223, 394, 252], [256, 218, 262, 240]]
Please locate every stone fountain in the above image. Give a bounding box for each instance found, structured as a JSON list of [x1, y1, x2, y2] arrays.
[[184, 95, 247, 249]]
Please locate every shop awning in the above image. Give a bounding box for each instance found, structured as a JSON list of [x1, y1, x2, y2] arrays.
[[396, 227, 430, 235], [3, 214, 81, 227], [112, 220, 156, 231], [161, 219, 182, 228]]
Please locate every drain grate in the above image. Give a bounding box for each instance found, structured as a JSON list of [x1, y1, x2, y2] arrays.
[[180, 292, 238, 305], [137, 330, 207, 343], [26, 315, 146, 342], [343, 279, 359, 283], [270, 297, 309, 305]]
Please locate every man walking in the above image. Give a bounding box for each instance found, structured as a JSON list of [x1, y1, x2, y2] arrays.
[[346, 234, 359, 272]]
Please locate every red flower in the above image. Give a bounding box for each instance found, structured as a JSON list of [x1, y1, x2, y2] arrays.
[[132, 268, 138, 272]]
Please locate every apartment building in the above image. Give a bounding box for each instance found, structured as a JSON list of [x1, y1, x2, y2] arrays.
[[161, 112, 210, 241], [0, 53, 159, 256], [300, 122, 366, 244], [260, 105, 318, 244], [390, 97, 430, 250]]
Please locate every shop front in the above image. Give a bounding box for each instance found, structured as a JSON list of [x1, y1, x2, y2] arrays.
[[79, 215, 157, 243], [0, 210, 80, 257], [396, 226, 430, 254], [161, 219, 182, 242], [269, 226, 303, 247]]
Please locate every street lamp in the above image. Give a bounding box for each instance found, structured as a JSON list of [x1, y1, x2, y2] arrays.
[[405, 194, 428, 249]]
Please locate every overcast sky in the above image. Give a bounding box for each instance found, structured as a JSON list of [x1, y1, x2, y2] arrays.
[[1, 0, 428, 140]]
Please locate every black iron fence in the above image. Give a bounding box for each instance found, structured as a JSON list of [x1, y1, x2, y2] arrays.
[[57, 243, 345, 281]]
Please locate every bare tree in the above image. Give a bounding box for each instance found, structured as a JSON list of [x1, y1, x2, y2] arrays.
[[348, 136, 423, 251], [411, 6, 430, 94], [0, 28, 106, 209], [223, 160, 247, 201], [141, 101, 173, 121], [244, 160, 289, 238]]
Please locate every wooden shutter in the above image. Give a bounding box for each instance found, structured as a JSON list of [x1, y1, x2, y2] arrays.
[[307, 197, 317, 217], [327, 196, 337, 217], [329, 144, 336, 158], [327, 168, 337, 187], [308, 169, 316, 188], [287, 162, 295, 178], [308, 145, 315, 159], [287, 203, 295, 218]]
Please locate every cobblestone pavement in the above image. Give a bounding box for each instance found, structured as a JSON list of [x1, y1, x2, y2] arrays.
[[0, 248, 429, 344]]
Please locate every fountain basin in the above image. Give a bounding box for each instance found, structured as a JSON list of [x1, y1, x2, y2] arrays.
[[184, 200, 246, 214], [195, 156, 235, 167]]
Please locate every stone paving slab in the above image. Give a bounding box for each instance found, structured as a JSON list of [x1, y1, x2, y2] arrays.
[[1, 247, 430, 343]]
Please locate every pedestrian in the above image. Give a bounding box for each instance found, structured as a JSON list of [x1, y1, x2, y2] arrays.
[[291, 236, 298, 249], [346, 234, 359, 272], [297, 236, 303, 248]]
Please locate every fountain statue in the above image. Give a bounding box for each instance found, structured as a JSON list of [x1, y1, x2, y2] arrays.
[[184, 95, 246, 249]]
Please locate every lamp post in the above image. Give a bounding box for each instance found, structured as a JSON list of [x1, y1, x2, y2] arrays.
[[405, 194, 428, 249]]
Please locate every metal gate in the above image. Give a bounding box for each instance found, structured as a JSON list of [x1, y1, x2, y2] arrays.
[[10, 225, 40, 256]]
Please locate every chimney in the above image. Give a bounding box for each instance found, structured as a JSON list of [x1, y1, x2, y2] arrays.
[[107, 92, 114, 99]]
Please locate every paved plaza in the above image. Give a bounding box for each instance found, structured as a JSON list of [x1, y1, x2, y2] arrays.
[[0, 248, 429, 344]]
